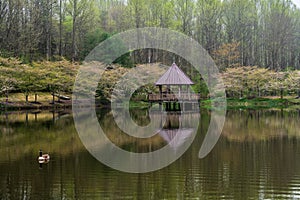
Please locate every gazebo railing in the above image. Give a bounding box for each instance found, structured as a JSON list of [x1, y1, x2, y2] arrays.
[[148, 93, 201, 102]]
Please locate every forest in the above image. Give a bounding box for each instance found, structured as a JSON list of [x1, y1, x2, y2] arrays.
[[1, 0, 300, 69], [0, 0, 300, 105]]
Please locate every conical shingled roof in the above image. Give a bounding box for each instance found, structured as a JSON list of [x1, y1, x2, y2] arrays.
[[155, 63, 194, 85]]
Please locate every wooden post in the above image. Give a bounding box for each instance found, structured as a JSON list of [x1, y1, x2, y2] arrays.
[[159, 85, 162, 99], [179, 85, 182, 98], [187, 85, 190, 100], [148, 49, 151, 63]]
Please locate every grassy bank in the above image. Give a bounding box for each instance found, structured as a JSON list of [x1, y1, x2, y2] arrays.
[[0, 93, 72, 110], [2, 93, 300, 110], [201, 96, 300, 109], [107, 96, 300, 110]]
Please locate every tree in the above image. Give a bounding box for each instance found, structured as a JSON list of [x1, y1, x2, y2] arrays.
[[81, 29, 110, 59], [18, 67, 47, 103], [213, 42, 240, 70], [0, 77, 17, 103], [220, 67, 244, 98], [195, 0, 223, 54], [265, 71, 288, 99], [222, 0, 258, 66], [66, 0, 98, 61], [0, 0, 300, 71], [172, 0, 194, 35], [262, 0, 298, 70], [246, 67, 270, 97], [285, 70, 300, 97]]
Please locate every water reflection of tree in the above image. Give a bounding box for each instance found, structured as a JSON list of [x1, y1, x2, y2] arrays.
[[222, 109, 300, 141], [97, 109, 200, 153], [1, 109, 300, 199], [0, 111, 81, 161], [129, 108, 151, 127]]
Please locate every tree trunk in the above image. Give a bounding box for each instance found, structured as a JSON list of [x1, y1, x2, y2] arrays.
[[26, 94, 28, 103], [59, 0, 62, 56], [52, 92, 55, 104], [49, 0, 53, 59], [46, 0, 51, 60], [35, 93, 38, 102], [280, 88, 283, 99], [72, 0, 77, 62], [6, 91, 8, 103]]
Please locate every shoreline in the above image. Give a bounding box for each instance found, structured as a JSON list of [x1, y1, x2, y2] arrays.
[[0, 101, 72, 111], [1, 97, 300, 111]]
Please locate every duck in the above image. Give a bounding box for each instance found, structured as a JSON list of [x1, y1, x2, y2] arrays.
[[38, 150, 50, 163]]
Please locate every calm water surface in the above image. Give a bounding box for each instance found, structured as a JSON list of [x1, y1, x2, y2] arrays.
[[0, 108, 300, 199]]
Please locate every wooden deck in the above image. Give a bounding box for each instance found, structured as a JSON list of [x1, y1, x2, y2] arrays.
[[148, 93, 201, 102]]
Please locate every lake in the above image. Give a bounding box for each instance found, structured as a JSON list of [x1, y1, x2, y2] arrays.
[[0, 108, 300, 199]]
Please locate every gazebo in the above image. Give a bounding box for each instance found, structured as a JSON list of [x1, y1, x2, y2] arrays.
[[148, 63, 200, 111]]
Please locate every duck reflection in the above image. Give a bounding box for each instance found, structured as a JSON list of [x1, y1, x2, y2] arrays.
[[38, 160, 50, 169]]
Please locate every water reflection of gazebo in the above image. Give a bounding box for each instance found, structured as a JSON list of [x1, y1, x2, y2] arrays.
[[148, 63, 200, 111], [157, 111, 197, 151], [159, 128, 194, 151]]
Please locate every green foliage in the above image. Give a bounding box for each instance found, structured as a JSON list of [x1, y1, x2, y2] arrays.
[[221, 66, 300, 98], [81, 29, 111, 60], [0, 0, 299, 70], [96, 66, 130, 100], [113, 52, 134, 68], [96, 63, 168, 102], [0, 57, 78, 102], [2, 56, 299, 104], [191, 76, 209, 97]]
